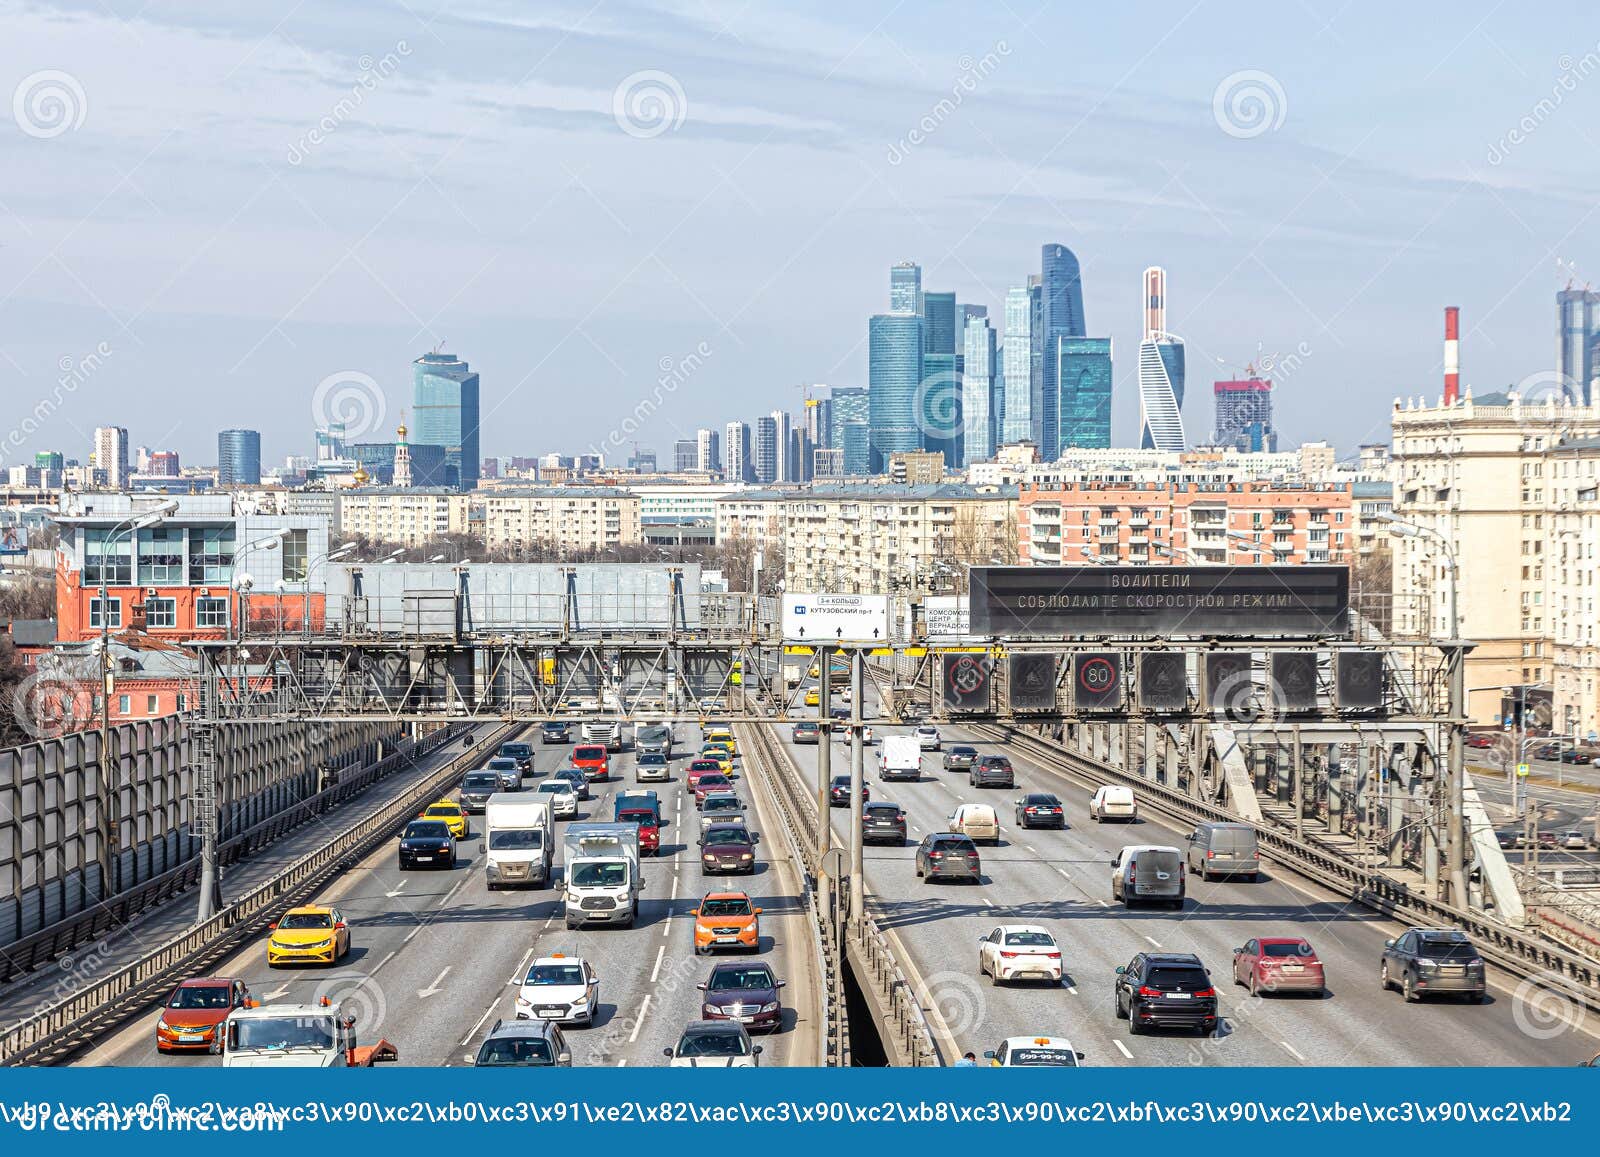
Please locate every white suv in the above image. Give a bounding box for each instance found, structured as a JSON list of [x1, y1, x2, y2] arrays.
[[915, 726, 942, 751]]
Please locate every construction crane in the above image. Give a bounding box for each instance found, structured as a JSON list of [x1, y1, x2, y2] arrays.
[[1557, 258, 1590, 291], [795, 383, 821, 410]]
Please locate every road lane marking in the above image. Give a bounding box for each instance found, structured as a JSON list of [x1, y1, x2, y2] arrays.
[[980, 897, 994, 908], [384, 881, 409, 899], [629, 995, 651, 1043], [617, 1058, 628, 1066], [418, 966, 451, 998], [371, 949, 397, 975], [1024, 845, 1037, 854], [1281, 1042, 1305, 1062], [1066, 985, 1078, 994], [459, 1000, 500, 1046], [650, 945, 666, 982], [1144, 936, 1162, 947], [1097, 899, 1109, 907], [509, 946, 536, 984], [1055, 868, 1071, 879], [1113, 1039, 1133, 1059], [437, 875, 469, 908]]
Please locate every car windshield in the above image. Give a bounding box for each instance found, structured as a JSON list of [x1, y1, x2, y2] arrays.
[[639, 754, 666, 765], [489, 829, 543, 850], [503, 745, 530, 756], [677, 1029, 749, 1057], [1145, 967, 1209, 990], [477, 1037, 552, 1065], [538, 783, 571, 796], [569, 862, 627, 887], [619, 810, 656, 825], [704, 829, 750, 847], [277, 912, 332, 930], [638, 727, 671, 741], [487, 759, 517, 770], [934, 839, 975, 853], [233, 1017, 334, 1051], [405, 822, 451, 839], [542, 723, 565, 732], [1008, 1047, 1077, 1067], [1261, 941, 1314, 958], [831, 776, 850, 787], [575, 747, 605, 760], [525, 964, 584, 987], [699, 898, 752, 917], [708, 968, 774, 992], [699, 776, 731, 789], [691, 761, 720, 771], [1417, 937, 1477, 960], [462, 774, 498, 789], [425, 805, 458, 817], [169, 985, 231, 1010], [1004, 932, 1055, 947], [866, 805, 899, 818], [705, 796, 739, 810]]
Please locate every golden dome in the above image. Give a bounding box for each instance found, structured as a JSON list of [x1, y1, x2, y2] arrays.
[[352, 465, 369, 486], [396, 422, 408, 439]]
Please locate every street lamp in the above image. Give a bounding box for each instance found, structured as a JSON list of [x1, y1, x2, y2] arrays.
[[380, 548, 406, 564], [228, 529, 291, 641], [302, 541, 355, 639], [96, 499, 177, 898], [1376, 512, 1459, 639]]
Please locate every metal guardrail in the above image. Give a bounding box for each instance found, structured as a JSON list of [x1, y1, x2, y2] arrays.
[[743, 722, 940, 1066], [0, 723, 517, 1066], [978, 722, 1600, 1013], [737, 723, 846, 1066]]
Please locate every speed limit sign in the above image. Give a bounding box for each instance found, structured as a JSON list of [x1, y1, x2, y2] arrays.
[[1074, 652, 1123, 712]]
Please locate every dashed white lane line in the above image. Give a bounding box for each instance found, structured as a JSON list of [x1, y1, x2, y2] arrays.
[[1112, 1039, 1133, 1060], [1055, 868, 1071, 879], [459, 1000, 500, 1046], [628, 995, 651, 1043], [1024, 845, 1038, 854], [1066, 985, 1078, 994], [617, 1058, 628, 1067], [662, 875, 679, 937], [1097, 899, 1109, 907], [1144, 936, 1163, 948], [508, 945, 536, 984], [980, 897, 995, 908], [650, 945, 666, 983], [1281, 1042, 1306, 1062], [371, 949, 397, 975], [436, 876, 469, 908]]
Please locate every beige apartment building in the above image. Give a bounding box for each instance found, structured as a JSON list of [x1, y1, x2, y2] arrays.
[[714, 491, 792, 553], [781, 483, 1018, 594], [481, 488, 641, 554], [1391, 392, 1600, 733], [339, 488, 472, 549]]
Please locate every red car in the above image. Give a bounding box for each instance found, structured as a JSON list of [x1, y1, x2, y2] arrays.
[[693, 772, 735, 804], [686, 759, 724, 790], [1465, 733, 1496, 749], [572, 744, 609, 782], [1231, 937, 1325, 998], [155, 976, 250, 1054], [617, 807, 661, 855]]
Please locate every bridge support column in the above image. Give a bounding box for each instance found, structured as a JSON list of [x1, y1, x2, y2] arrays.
[[1387, 759, 1405, 867], [1291, 727, 1304, 842], [1327, 747, 1343, 834], [848, 649, 865, 925], [1108, 723, 1125, 769], [1142, 722, 1158, 783], [816, 661, 832, 862]]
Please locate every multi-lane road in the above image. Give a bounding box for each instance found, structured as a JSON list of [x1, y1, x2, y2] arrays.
[[74, 724, 820, 1068], [769, 716, 1600, 1067]]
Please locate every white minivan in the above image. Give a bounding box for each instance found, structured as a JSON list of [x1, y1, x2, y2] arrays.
[[948, 803, 1000, 845], [1089, 785, 1137, 823]]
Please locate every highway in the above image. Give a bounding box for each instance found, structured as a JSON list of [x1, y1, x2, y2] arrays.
[[767, 716, 1600, 1067], [74, 723, 820, 1068]]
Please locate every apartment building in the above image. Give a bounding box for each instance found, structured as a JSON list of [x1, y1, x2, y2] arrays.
[[481, 488, 640, 554], [338, 488, 472, 549], [1392, 392, 1600, 732], [714, 491, 792, 553], [1018, 480, 1353, 569]]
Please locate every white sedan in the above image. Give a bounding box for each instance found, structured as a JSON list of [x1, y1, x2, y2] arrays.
[[915, 726, 942, 751], [536, 780, 578, 819], [978, 925, 1063, 985], [984, 1036, 1084, 1066], [515, 954, 599, 1026]]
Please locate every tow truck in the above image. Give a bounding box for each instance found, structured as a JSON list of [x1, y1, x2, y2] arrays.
[[220, 997, 398, 1068]]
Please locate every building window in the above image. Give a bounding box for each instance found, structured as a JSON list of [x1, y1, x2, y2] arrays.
[[176, 693, 188, 713], [282, 529, 309, 582], [145, 694, 158, 714], [196, 596, 229, 629], [89, 597, 122, 629], [117, 694, 130, 715], [144, 597, 177, 628], [137, 526, 185, 584], [188, 527, 237, 584], [84, 528, 133, 586]]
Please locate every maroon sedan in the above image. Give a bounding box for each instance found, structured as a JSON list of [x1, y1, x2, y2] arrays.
[[155, 976, 250, 1054], [1232, 937, 1325, 998], [693, 772, 735, 804]]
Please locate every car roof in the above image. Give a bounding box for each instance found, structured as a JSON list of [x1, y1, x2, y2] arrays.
[[1022, 791, 1058, 799], [997, 924, 1052, 936], [682, 1019, 747, 1034], [1000, 1035, 1074, 1049], [425, 799, 461, 808], [283, 904, 333, 916], [485, 1019, 559, 1041], [1414, 928, 1470, 940], [1256, 936, 1311, 946], [531, 954, 587, 967], [930, 831, 975, 841], [1125, 844, 1182, 854], [1141, 952, 1204, 965], [701, 890, 753, 901], [176, 976, 239, 987]]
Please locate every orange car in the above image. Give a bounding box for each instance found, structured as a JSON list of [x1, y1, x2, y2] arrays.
[[155, 976, 250, 1054], [572, 744, 610, 782], [693, 891, 762, 954]]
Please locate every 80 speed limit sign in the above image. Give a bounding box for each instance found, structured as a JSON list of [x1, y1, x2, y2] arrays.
[[1073, 652, 1123, 712]]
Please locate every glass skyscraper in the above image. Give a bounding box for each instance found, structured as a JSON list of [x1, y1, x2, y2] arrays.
[[412, 351, 481, 490], [1038, 244, 1087, 461], [754, 415, 779, 483], [1557, 288, 1599, 403], [1138, 338, 1186, 450], [890, 262, 922, 314], [868, 313, 924, 473], [962, 316, 997, 463], [840, 421, 870, 477], [724, 421, 751, 482], [1058, 337, 1113, 449], [217, 428, 262, 485], [1002, 286, 1034, 445], [829, 387, 869, 475], [918, 292, 961, 466]]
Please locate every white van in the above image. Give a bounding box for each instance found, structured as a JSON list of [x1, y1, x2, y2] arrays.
[[948, 803, 1000, 845], [1089, 785, 1137, 823]]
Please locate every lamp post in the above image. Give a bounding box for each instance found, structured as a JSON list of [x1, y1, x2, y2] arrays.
[[303, 542, 356, 639], [96, 499, 177, 900], [1379, 512, 1466, 905]]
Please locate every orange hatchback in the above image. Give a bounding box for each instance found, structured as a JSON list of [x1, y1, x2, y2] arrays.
[[155, 976, 250, 1054], [692, 891, 762, 954]]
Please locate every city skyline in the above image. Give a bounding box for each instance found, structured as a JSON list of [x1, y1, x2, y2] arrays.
[[5, 4, 1598, 472]]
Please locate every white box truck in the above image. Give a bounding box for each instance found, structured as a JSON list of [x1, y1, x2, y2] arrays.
[[484, 795, 553, 889], [562, 822, 643, 929], [878, 734, 922, 782]]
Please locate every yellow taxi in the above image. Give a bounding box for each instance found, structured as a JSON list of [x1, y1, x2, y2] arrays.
[[266, 905, 350, 967], [704, 728, 737, 756], [419, 799, 468, 839], [803, 688, 820, 707], [698, 744, 734, 772]]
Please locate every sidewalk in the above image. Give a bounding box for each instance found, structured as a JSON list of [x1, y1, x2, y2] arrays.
[[0, 723, 501, 1033]]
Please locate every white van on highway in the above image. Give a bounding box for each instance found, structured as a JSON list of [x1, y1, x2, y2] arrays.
[[1089, 785, 1137, 823], [948, 803, 1000, 845]]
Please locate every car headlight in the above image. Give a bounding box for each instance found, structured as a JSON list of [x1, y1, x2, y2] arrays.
[[156, 1018, 169, 1032], [759, 1001, 779, 1013], [515, 997, 532, 1010], [1416, 958, 1437, 969], [740, 853, 753, 860]]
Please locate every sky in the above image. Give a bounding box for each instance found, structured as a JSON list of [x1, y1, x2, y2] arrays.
[[3, 0, 1600, 470]]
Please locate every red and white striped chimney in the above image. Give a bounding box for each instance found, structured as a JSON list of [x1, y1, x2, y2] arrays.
[[1443, 306, 1460, 405]]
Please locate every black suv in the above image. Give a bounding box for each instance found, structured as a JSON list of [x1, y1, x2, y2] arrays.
[[398, 820, 456, 870], [1114, 952, 1218, 1036], [1380, 928, 1487, 1003], [970, 754, 1015, 789], [862, 802, 908, 845], [915, 833, 981, 882], [540, 721, 571, 744]]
